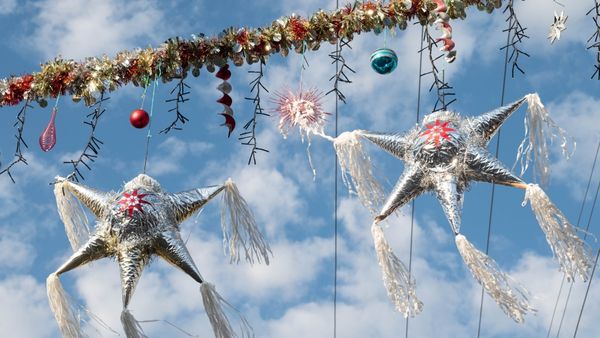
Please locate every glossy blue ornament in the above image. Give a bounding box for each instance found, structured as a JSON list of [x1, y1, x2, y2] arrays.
[[370, 48, 398, 75]]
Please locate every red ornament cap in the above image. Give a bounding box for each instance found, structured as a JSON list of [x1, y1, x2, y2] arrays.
[[216, 66, 231, 80], [217, 94, 233, 107], [130, 109, 150, 129]]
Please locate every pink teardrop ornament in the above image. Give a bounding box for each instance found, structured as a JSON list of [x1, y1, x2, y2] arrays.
[[39, 107, 57, 152]]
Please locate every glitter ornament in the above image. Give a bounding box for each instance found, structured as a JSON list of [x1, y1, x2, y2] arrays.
[[370, 48, 398, 75], [216, 65, 235, 137], [129, 109, 149, 129], [48, 174, 271, 337], [39, 107, 58, 152], [273, 88, 328, 139]]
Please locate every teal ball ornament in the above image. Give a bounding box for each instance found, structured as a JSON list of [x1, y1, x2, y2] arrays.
[[370, 48, 398, 75]]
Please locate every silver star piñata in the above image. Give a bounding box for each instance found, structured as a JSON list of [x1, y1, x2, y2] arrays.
[[47, 174, 270, 338], [331, 95, 591, 322]]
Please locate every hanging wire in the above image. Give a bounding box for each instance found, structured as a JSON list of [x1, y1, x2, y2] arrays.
[[573, 248, 600, 337], [555, 141, 600, 337], [0, 100, 32, 183], [333, 2, 339, 336], [142, 67, 160, 174], [476, 8, 513, 338], [405, 24, 426, 338], [546, 140, 600, 337]]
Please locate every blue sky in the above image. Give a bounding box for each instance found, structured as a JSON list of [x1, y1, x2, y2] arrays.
[[0, 1, 599, 337]]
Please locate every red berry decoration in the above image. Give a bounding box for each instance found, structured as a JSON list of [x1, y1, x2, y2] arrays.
[[130, 109, 150, 129]]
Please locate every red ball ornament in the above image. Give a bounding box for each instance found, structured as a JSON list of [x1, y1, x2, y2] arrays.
[[130, 109, 150, 129]]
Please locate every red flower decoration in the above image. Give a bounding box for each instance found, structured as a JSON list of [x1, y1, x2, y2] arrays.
[[419, 120, 455, 147], [118, 189, 152, 217], [289, 17, 309, 40], [3, 75, 34, 106]]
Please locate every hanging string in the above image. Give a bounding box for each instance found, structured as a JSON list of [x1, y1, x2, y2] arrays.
[[333, 1, 339, 336], [476, 12, 513, 338], [142, 67, 160, 174], [573, 248, 600, 337], [405, 24, 425, 338], [555, 142, 600, 337], [546, 140, 600, 337]]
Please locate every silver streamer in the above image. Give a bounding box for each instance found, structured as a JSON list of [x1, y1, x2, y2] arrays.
[[372, 222, 423, 317], [455, 235, 534, 323], [54, 179, 91, 251], [523, 184, 592, 281], [328, 95, 588, 322], [46, 273, 84, 338], [49, 173, 267, 338], [222, 179, 272, 264], [201, 283, 252, 338], [514, 93, 574, 186], [333, 130, 385, 214], [120, 309, 148, 338]]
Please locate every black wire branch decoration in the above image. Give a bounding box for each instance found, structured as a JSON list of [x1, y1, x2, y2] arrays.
[[160, 76, 191, 133], [587, 1, 600, 80], [63, 93, 108, 182], [421, 25, 456, 112], [240, 60, 269, 165], [501, 0, 529, 77], [0, 101, 32, 183], [326, 38, 355, 103]]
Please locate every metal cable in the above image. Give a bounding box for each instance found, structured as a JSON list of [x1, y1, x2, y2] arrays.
[[405, 25, 426, 338], [476, 12, 513, 338], [547, 140, 600, 337], [333, 2, 339, 336]]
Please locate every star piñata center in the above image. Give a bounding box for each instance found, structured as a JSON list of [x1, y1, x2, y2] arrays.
[[118, 189, 151, 217], [419, 120, 455, 147]]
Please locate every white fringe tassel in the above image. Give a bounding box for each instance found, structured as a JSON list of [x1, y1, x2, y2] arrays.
[[200, 283, 252, 338], [120, 309, 148, 338], [523, 184, 592, 281], [455, 235, 534, 323], [47, 273, 84, 338], [334, 131, 385, 214], [371, 222, 423, 317], [515, 93, 574, 186], [54, 178, 90, 251], [222, 179, 272, 265]]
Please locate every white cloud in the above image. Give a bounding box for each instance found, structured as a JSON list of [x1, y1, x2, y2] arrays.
[[147, 136, 213, 177], [547, 91, 600, 194], [0, 0, 16, 14], [28, 0, 166, 60], [0, 275, 56, 338], [0, 236, 35, 270]]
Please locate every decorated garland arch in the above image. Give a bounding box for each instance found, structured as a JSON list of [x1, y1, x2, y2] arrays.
[[1, 1, 599, 338]]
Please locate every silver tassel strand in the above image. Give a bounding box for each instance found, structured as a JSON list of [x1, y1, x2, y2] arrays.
[[222, 179, 272, 265], [200, 283, 252, 338], [54, 179, 90, 251], [455, 235, 534, 323], [334, 131, 385, 214], [515, 93, 574, 186], [46, 273, 84, 338], [523, 184, 592, 281], [371, 222, 423, 317], [120, 309, 148, 338]]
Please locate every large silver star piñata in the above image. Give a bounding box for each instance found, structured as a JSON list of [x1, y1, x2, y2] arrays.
[[49, 173, 269, 337], [337, 97, 591, 322], [362, 98, 527, 233]]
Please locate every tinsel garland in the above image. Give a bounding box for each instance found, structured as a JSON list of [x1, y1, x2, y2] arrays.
[[0, 0, 505, 107]]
